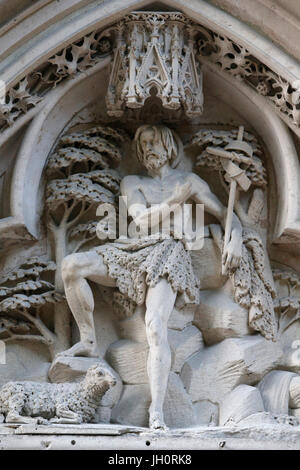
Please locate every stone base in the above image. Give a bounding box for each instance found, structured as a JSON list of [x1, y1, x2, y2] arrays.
[[1, 424, 300, 450]]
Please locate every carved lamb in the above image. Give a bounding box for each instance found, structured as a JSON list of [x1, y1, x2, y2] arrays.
[[0, 364, 116, 425]]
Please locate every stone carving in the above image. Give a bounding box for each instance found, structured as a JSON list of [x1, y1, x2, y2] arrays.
[[197, 29, 300, 127], [0, 33, 112, 130], [0, 258, 64, 357], [273, 269, 300, 335], [0, 78, 41, 129], [60, 124, 243, 430], [2, 6, 300, 450], [104, 12, 203, 117], [45, 125, 127, 355], [188, 127, 276, 340], [2, 10, 300, 137], [0, 364, 116, 425]]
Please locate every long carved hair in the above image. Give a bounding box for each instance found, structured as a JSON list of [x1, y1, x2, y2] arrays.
[[134, 125, 181, 169]]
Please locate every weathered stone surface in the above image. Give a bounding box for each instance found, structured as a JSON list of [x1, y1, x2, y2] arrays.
[[181, 335, 283, 404], [95, 406, 112, 424], [48, 355, 122, 408], [111, 384, 151, 427], [0, 344, 51, 387], [258, 370, 295, 414], [190, 239, 224, 290], [219, 385, 265, 426], [279, 342, 300, 373], [163, 373, 197, 428], [105, 340, 149, 385], [289, 376, 300, 409], [194, 289, 252, 345], [112, 373, 197, 428], [117, 306, 147, 343], [168, 305, 195, 331], [168, 325, 204, 373], [193, 400, 219, 426], [0, 364, 116, 425]]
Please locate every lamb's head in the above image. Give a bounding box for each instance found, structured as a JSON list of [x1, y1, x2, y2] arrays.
[[82, 364, 117, 397]]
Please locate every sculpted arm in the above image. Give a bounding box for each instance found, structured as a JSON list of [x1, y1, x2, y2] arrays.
[[120, 176, 181, 232], [189, 173, 243, 270]]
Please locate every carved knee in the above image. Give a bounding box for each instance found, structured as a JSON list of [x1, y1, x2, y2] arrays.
[[146, 316, 165, 346], [61, 254, 80, 283]]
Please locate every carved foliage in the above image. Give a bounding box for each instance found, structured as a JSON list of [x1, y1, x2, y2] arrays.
[[0, 258, 63, 348], [188, 128, 267, 188], [1, 11, 299, 133], [197, 30, 300, 126], [273, 269, 300, 335]]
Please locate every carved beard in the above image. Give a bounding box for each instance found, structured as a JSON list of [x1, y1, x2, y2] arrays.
[[143, 151, 168, 171]]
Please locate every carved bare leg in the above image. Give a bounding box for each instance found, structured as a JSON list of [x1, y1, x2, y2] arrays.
[[145, 278, 177, 431], [60, 252, 115, 357]]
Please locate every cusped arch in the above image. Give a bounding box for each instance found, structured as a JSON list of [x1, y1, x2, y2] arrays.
[[0, 0, 299, 245], [5, 61, 299, 244]]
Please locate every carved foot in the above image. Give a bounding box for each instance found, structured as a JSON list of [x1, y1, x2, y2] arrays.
[[149, 411, 169, 432], [51, 405, 82, 424], [50, 417, 81, 425], [56, 341, 99, 358], [6, 413, 47, 425]]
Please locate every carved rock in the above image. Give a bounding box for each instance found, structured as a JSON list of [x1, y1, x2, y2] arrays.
[[111, 384, 150, 427], [257, 370, 296, 414], [163, 372, 197, 429], [289, 376, 300, 409], [112, 373, 197, 428], [117, 305, 147, 343], [190, 239, 224, 290], [168, 305, 195, 331], [219, 385, 265, 426], [106, 340, 149, 385], [193, 400, 219, 426], [279, 342, 300, 373], [181, 335, 283, 404], [194, 289, 252, 345], [48, 355, 122, 408], [168, 325, 204, 373]]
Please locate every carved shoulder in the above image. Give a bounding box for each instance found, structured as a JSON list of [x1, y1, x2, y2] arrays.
[[120, 175, 141, 196], [120, 175, 146, 208]]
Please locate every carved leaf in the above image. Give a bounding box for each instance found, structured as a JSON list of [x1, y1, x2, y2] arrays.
[[69, 221, 98, 239], [0, 78, 41, 128], [0, 316, 31, 335], [46, 173, 115, 210], [58, 135, 122, 164], [0, 280, 54, 299], [0, 291, 64, 313], [0, 258, 56, 284], [188, 129, 267, 188], [273, 269, 300, 289], [47, 148, 111, 175], [87, 169, 121, 194]]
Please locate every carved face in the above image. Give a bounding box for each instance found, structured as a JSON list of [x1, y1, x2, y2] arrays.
[[86, 365, 116, 389], [139, 128, 169, 172]]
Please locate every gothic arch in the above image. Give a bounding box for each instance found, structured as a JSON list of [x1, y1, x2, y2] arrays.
[[0, 0, 299, 245]]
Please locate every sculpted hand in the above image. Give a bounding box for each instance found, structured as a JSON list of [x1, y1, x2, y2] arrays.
[[166, 181, 192, 206], [222, 234, 242, 273]]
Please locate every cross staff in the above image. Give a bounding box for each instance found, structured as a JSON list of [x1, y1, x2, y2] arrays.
[[206, 126, 253, 275]]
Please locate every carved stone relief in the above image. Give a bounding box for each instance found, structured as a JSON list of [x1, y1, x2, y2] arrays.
[[1, 5, 300, 450]]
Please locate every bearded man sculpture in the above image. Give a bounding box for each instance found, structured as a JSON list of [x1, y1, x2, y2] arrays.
[[61, 124, 243, 430]]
